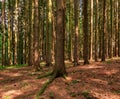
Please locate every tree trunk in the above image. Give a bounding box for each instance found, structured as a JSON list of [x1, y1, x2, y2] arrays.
[[53, 0, 67, 77], [101, 0, 106, 61], [109, 0, 113, 58], [90, 0, 93, 61], [95, 0, 98, 61], [33, 0, 41, 70], [2, 0, 5, 66], [73, 0, 79, 66], [83, 0, 89, 64], [46, 0, 52, 66]]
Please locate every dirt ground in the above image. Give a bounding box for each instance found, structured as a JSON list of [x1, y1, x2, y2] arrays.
[[0, 59, 120, 99]]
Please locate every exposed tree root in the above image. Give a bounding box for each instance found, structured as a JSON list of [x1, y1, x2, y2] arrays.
[[37, 71, 53, 79], [36, 72, 67, 99], [36, 75, 56, 99]]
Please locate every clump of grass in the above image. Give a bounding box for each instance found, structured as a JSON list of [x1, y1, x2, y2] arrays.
[[49, 92, 54, 98], [105, 60, 112, 64], [7, 64, 27, 69], [0, 64, 27, 70], [113, 90, 120, 94], [81, 90, 90, 98], [4, 96, 10, 99], [69, 92, 77, 97], [71, 79, 80, 84], [0, 66, 6, 70]]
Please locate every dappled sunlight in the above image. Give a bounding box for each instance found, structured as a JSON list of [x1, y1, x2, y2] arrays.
[[0, 59, 120, 98], [0, 72, 22, 78], [91, 87, 120, 99], [1, 90, 22, 99], [89, 78, 108, 85], [80, 64, 104, 69], [65, 76, 72, 81], [102, 69, 119, 76]]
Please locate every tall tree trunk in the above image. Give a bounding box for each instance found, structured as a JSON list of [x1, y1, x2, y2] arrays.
[[14, 0, 18, 65], [116, 0, 119, 57], [68, 0, 73, 61], [2, 0, 5, 66], [73, 0, 79, 66], [7, 0, 12, 65], [53, 0, 67, 77], [33, 0, 41, 70], [95, 0, 98, 61], [109, 0, 113, 58], [28, 0, 33, 66], [118, 0, 120, 56], [46, 0, 52, 66], [83, 0, 89, 64], [101, 0, 106, 61], [90, 0, 93, 61]]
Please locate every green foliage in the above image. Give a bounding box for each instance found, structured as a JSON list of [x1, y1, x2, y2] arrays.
[[3, 96, 10, 99], [0, 66, 6, 70], [105, 60, 112, 64], [7, 64, 27, 69], [81, 90, 90, 98], [49, 92, 54, 98], [113, 90, 120, 94], [70, 92, 76, 97], [0, 64, 27, 70], [71, 79, 80, 84]]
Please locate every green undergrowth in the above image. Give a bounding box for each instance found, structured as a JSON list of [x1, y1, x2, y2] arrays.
[[0, 64, 27, 70], [0, 66, 6, 70], [113, 90, 120, 94]]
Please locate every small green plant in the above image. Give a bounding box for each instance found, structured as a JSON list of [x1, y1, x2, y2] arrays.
[[49, 92, 54, 98], [7, 64, 27, 69], [113, 90, 120, 94], [70, 92, 76, 97], [81, 90, 89, 98], [4, 96, 10, 99], [105, 60, 112, 64], [71, 79, 80, 84], [0, 66, 6, 70], [22, 82, 29, 87]]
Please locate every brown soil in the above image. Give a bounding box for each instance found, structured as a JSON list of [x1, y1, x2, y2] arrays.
[[0, 59, 120, 99]]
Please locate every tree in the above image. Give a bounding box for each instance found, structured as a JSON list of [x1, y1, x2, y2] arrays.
[[109, 0, 113, 58], [53, 0, 67, 77], [101, 0, 106, 61], [46, 0, 52, 66], [90, 0, 93, 61], [83, 0, 89, 64], [28, 0, 33, 66], [94, 0, 99, 61], [33, 0, 41, 70], [1, 0, 5, 66], [73, 0, 79, 66]]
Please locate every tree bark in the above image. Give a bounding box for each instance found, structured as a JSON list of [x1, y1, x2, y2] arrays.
[[73, 0, 79, 66], [53, 0, 67, 77], [33, 0, 41, 70], [83, 0, 89, 64]]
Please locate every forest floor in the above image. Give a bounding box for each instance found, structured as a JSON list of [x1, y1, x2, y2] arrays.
[[0, 58, 120, 99]]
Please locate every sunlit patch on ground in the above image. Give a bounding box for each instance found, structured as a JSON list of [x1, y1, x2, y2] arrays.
[[1, 90, 22, 99], [0, 59, 120, 99]]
